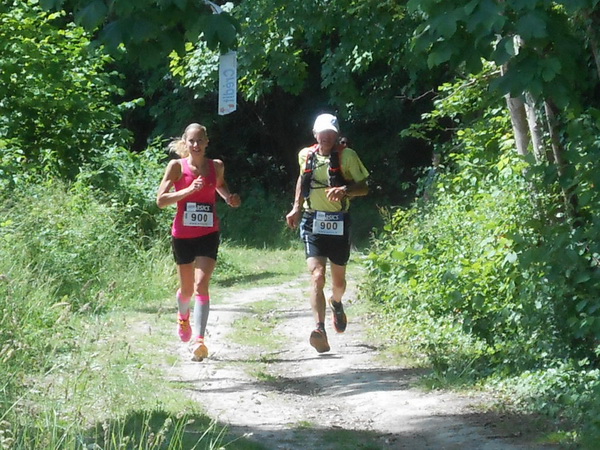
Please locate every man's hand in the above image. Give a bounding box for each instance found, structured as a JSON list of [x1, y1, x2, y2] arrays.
[[326, 185, 347, 202], [286, 208, 302, 229]]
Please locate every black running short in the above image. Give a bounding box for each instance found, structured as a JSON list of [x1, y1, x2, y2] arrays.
[[300, 211, 351, 266], [171, 232, 220, 265]]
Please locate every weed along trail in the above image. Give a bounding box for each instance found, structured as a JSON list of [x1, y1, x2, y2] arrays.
[[165, 272, 554, 449]]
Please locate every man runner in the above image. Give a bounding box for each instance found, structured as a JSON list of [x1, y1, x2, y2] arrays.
[[286, 113, 369, 353]]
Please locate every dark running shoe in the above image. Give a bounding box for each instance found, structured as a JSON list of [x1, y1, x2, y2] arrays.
[[309, 328, 330, 353], [329, 298, 347, 333]]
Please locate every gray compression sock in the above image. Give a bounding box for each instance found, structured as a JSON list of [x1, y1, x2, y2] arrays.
[[194, 295, 210, 339]]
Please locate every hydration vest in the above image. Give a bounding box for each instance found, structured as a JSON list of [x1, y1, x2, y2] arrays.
[[301, 144, 346, 203]]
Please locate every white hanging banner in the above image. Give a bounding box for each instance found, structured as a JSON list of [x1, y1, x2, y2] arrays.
[[218, 50, 237, 115], [204, 0, 223, 14], [204, 1, 237, 115]]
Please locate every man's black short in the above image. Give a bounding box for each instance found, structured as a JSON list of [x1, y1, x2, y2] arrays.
[[300, 212, 351, 266], [171, 232, 220, 265]]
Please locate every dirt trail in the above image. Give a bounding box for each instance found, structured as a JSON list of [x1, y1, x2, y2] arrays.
[[166, 275, 555, 449]]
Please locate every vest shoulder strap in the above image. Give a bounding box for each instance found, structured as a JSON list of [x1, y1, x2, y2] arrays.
[[301, 144, 346, 198]]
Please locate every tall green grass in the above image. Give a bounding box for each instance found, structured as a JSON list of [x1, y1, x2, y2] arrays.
[[0, 180, 226, 448], [0, 177, 310, 449]]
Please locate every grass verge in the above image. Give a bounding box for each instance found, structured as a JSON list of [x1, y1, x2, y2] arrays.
[[0, 181, 306, 449]]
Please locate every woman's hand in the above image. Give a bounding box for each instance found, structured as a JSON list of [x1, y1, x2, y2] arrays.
[[227, 193, 241, 207], [189, 175, 205, 192]]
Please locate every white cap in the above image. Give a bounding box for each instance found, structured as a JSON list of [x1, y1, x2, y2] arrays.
[[313, 113, 339, 133]]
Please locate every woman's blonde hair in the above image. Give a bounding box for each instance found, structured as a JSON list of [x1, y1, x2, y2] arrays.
[[168, 123, 208, 158]]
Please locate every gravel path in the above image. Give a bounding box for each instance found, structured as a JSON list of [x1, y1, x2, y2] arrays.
[[166, 275, 556, 449]]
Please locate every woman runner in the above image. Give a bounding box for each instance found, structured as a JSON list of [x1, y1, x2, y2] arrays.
[[156, 123, 241, 361]]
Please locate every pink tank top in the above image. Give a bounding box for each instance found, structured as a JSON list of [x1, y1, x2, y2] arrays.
[[171, 158, 220, 239]]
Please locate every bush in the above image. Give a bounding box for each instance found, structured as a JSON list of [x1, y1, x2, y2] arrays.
[[0, 1, 128, 183], [74, 142, 172, 242], [364, 74, 600, 444], [218, 184, 298, 248]]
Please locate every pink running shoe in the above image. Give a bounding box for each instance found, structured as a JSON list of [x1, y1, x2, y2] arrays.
[[177, 313, 192, 342]]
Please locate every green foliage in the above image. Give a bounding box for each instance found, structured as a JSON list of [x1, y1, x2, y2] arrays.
[[366, 161, 566, 372], [1, 181, 138, 305], [407, 0, 596, 109], [74, 140, 173, 240], [0, 181, 171, 420], [368, 68, 600, 365], [534, 108, 600, 345], [0, 179, 175, 388], [0, 1, 128, 182], [218, 185, 298, 248], [366, 57, 600, 443], [42, 0, 240, 63], [174, 0, 423, 118], [489, 362, 600, 446], [18, 410, 226, 449]]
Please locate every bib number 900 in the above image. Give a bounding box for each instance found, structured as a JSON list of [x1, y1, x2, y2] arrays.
[[183, 202, 214, 227], [313, 211, 344, 236], [319, 221, 338, 231]]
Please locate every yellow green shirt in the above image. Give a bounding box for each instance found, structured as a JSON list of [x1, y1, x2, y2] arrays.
[[298, 146, 369, 212]]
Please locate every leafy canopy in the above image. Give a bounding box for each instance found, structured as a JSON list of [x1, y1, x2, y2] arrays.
[[0, 1, 128, 182], [408, 0, 597, 108], [40, 0, 240, 67]]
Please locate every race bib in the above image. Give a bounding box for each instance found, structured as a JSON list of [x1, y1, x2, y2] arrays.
[[183, 203, 214, 227], [313, 211, 344, 236]]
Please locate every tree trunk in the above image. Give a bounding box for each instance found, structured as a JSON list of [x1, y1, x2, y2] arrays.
[[524, 93, 545, 163], [586, 10, 600, 80], [590, 32, 600, 80], [506, 94, 530, 156], [501, 50, 530, 156], [544, 99, 578, 219]]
